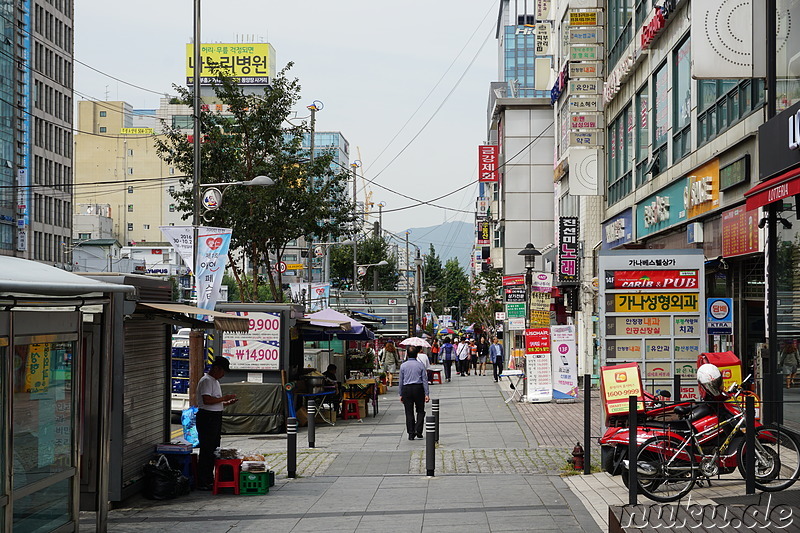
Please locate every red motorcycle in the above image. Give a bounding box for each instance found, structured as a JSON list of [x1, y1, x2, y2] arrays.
[[599, 378, 800, 502]]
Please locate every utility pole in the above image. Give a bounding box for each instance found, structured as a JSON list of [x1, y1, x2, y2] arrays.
[[405, 231, 410, 292], [306, 104, 318, 288]]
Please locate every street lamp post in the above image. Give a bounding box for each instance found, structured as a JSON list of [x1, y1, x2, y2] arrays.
[[518, 243, 541, 329], [356, 261, 388, 291]]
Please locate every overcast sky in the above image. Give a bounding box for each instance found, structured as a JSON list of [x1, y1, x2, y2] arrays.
[[74, 0, 498, 246]]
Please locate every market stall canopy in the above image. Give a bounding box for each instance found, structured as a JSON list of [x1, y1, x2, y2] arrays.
[[0, 256, 136, 297], [303, 308, 375, 340], [137, 302, 249, 333]]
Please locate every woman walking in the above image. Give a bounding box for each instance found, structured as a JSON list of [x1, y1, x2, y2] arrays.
[[440, 337, 455, 382], [430, 339, 440, 364], [468, 339, 478, 375], [781, 339, 800, 389], [379, 341, 401, 386], [477, 335, 489, 376]]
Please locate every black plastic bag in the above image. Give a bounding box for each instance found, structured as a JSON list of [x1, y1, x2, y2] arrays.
[[143, 454, 190, 500]]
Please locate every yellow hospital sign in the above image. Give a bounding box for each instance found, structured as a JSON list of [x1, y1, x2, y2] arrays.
[[608, 293, 699, 313], [186, 43, 276, 85]]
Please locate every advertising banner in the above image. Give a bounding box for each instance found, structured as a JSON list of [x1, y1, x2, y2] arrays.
[[194, 228, 232, 310], [551, 325, 578, 398], [477, 220, 491, 245], [478, 145, 499, 182], [222, 311, 281, 370], [504, 286, 527, 303], [526, 354, 553, 403], [721, 206, 759, 257], [600, 362, 644, 416], [503, 274, 526, 286], [707, 297, 733, 335]]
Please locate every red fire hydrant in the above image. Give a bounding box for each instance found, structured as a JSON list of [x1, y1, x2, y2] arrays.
[[571, 442, 585, 470]]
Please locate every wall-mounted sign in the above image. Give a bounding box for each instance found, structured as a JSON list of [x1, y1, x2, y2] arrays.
[[569, 10, 603, 26], [604, 270, 699, 290], [525, 328, 551, 354], [720, 154, 750, 190], [570, 113, 601, 129], [568, 79, 600, 95], [601, 208, 634, 249], [495, 311, 506, 321], [569, 61, 602, 78], [558, 217, 580, 285], [606, 316, 670, 336], [478, 145, 499, 182], [536, 0, 553, 21], [121, 128, 155, 135], [505, 303, 526, 319], [604, 54, 635, 104], [477, 220, 491, 245], [606, 293, 699, 314], [508, 318, 526, 330], [684, 159, 720, 219], [570, 131, 602, 147], [569, 28, 603, 43], [707, 297, 733, 335], [570, 45, 602, 61], [535, 22, 552, 55], [636, 178, 687, 237], [476, 196, 489, 218], [568, 96, 601, 112], [503, 274, 525, 286], [504, 286, 527, 303], [721, 206, 759, 257], [186, 42, 275, 85]]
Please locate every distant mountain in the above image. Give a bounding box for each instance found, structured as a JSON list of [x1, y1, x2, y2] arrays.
[[396, 220, 473, 268]]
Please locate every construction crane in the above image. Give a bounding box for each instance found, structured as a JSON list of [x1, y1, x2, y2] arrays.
[[356, 147, 374, 221]]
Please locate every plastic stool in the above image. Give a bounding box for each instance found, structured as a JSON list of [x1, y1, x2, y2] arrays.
[[430, 370, 442, 384], [341, 398, 361, 420], [213, 459, 242, 495]]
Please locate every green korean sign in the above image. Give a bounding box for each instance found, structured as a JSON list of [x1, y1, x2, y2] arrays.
[[505, 303, 526, 319]]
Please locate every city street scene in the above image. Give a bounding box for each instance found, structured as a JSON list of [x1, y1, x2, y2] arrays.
[[1, 0, 800, 532]]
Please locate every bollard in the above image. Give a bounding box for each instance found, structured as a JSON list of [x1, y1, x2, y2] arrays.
[[432, 399, 440, 443], [583, 374, 591, 475], [425, 415, 436, 477], [287, 417, 297, 478], [673, 374, 681, 402], [628, 395, 638, 505], [745, 395, 755, 494], [307, 399, 316, 448]]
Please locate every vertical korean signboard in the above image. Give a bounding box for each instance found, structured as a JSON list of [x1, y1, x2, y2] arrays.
[[478, 145, 499, 182], [525, 328, 553, 403], [599, 250, 705, 399], [558, 217, 580, 284]]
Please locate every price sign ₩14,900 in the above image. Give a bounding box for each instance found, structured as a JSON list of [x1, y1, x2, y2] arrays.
[[222, 311, 282, 371]]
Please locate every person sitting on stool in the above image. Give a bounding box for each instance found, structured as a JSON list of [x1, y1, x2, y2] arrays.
[[398, 346, 430, 440]]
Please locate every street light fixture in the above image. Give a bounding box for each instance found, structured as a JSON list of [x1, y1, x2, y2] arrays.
[[199, 175, 275, 221], [356, 260, 388, 291], [313, 239, 356, 284], [518, 242, 541, 330]]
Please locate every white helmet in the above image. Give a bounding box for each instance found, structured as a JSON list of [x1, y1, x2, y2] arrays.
[[697, 363, 723, 398]]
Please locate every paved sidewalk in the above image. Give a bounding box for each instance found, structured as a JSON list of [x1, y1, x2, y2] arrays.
[[80, 372, 601, 533]]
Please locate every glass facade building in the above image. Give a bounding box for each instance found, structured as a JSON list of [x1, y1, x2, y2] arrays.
[[502, 25, 550, 99], [0, 4, 15, 250]]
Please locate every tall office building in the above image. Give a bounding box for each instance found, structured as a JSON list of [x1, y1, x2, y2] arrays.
[[496, 0, 550, 98], [17, 0, 74, 265]]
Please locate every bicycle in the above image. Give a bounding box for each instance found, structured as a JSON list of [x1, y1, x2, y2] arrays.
[[629, 381, 800, 502]]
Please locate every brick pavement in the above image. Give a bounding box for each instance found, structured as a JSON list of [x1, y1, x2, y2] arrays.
[[512, 388, 603, 448]]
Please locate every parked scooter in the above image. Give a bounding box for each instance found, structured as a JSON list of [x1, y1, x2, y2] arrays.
[[599, 364, 800, 502]]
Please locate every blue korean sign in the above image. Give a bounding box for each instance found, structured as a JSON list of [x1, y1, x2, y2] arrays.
[[601, 208, 634, 250], [706, 297, 733, 335], [636, 178, 687, 238]]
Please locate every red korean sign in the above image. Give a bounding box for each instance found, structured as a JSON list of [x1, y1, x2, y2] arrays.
[[721, 206, 759, 257], [502, 274, 526, 286], [478, 145, 499, 182], [604, 270, 699, 290], [525, 328, 550, 354]]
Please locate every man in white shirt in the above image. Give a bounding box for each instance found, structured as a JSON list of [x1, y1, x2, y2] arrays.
[[196, 356, 238, 490], [416, 348, 432, 384]]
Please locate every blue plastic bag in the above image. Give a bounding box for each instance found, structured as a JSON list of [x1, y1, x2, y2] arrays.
[[181, 406, 199, 447]]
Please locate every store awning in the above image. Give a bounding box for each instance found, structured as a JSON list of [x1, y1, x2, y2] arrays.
[[350, 310, 387, 325], [744, 166, 800, 210], [137, 302, 249, 333]]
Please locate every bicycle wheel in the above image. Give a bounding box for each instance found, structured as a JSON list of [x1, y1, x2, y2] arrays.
[[737, 425, 800, 491], [635, 436, 696, 503]]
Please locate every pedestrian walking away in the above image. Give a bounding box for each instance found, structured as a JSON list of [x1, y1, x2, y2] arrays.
[[416, 348, 432, 384], [379, 341, 401, 386], [490, 337, 505, 383], [398, 346, 430, 440], [781, 339, 800, 389], [195, 356, 238, 490], [456, 338, 470, 376], [440, 337, 455, 381]]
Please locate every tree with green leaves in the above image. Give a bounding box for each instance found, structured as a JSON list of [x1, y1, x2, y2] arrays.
[[423, 244, 443, 310], [464, 269, 502, 332], [155, 65, 357, 303], [329, 235, 398, 291], [440, 257, 470, 324]]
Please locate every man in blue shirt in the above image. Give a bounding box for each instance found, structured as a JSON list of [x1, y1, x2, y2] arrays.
[[398, 346, 430, 440], [490, 337, 505, 383]]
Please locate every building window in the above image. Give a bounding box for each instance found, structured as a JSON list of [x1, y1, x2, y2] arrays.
[[171, 115, 193, 129], [127, 168, 133, 175], [168, 185, 175, 193], [127, 204, 133, 212], [169, 167, 175, 175], [608, 0, 634, 69], [128, 149, 134, 156], [127, 186, 133, 194], [672, 37, 692, 163], [635, 84, 650, 186], [697, 79, 765, 146], [607, 105, 633, 206], [127, 223, 133, 231], [99, 111, 106, 117], [777, 0, 800, 112], [143, 224, 150, 230], [169, 204, 175, 212], [652, 62, 668, 151], [99, 127, 106, 133], [78, 232, 90, 240]]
